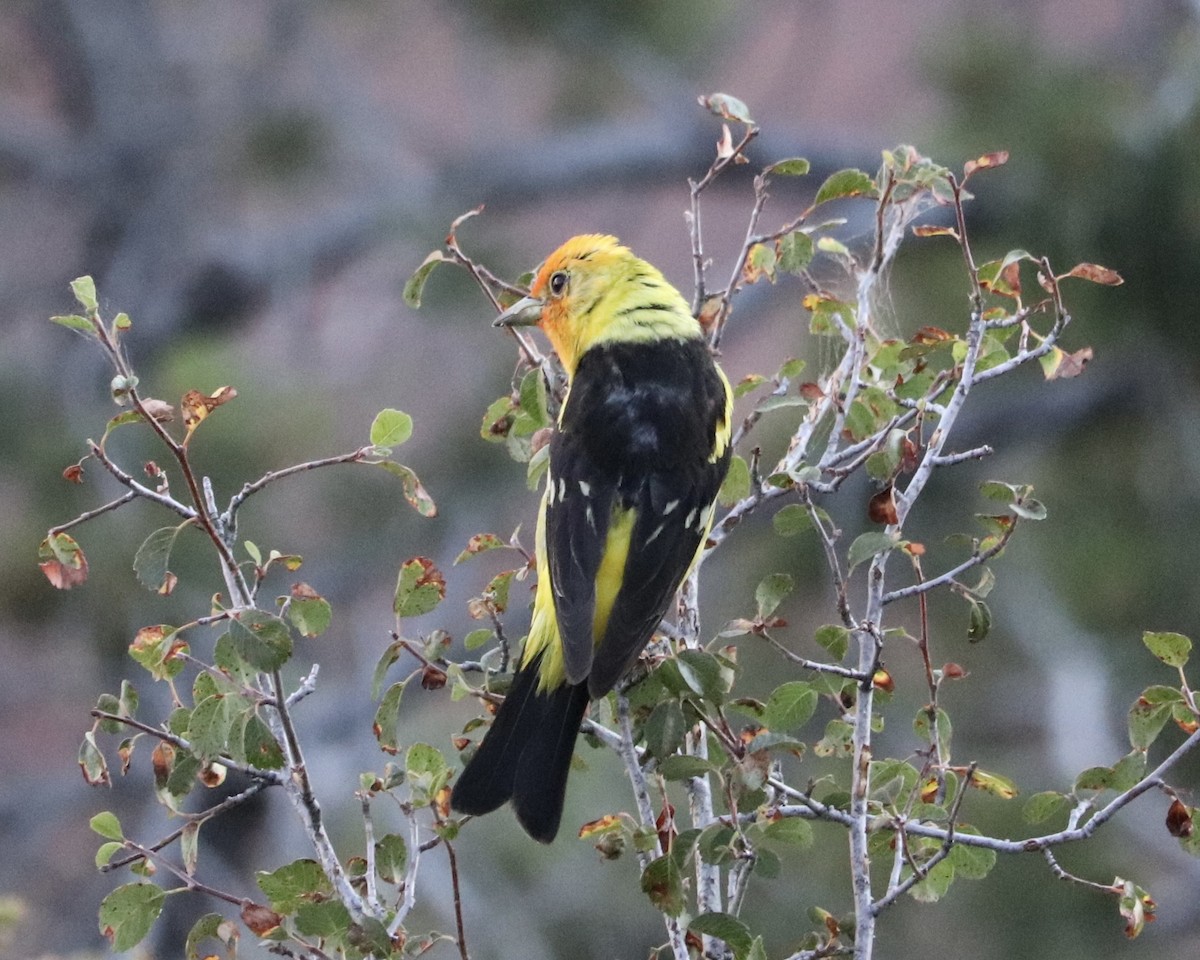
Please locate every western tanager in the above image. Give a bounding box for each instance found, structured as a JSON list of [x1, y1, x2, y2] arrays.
[[450, 235, 733, 842]]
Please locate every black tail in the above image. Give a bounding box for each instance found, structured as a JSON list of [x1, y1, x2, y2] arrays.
[[449, 653, 590, 843]]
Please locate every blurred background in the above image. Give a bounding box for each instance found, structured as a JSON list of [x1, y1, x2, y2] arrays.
[[3, 0, 1200, 957]]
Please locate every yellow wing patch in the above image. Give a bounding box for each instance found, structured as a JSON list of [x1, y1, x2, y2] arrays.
[[592, 506, 635, 643]]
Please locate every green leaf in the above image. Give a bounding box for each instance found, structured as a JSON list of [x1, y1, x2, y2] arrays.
[[393, 557, 446, 618], [689, 913, 753, 958], [133, 524, 188, 594], [242, 710, 285, 769], [90, 811, 123, 842], [760, 816, 814, 847], [813, 168, 879, 206], [755, 572, 794, 619], [71, 275, 99, 312], [480, 395, 515, 443], [913, 707, 953, 760], [644, 700, 687, 760], [375, 833, 408, 884], [516, 368, 550, 432], [948, 835, 996, 880], [1023, 791, 1068, 825], [754, 395, 806, 414], [185, 913, 237, 960], [700, 92, 755, 125], [847, 531, 897, 572], [979, 480, 1020, 503], [718, 454, 751, 506], [675, 649, 734, 703], [406, 742, 451, 804], [641, 855, 686, 916], [766, 157, 811, 177], [658, 754, 718, 781], [98, 883, 165, 952], [370, 408, 414, 451], [464, 627, 494, 651], [403, 250, 447, 308], [294, 899, 350, 937], [733, 374, 767, 399], [257, 859, 332, 912], [1110, 750, 1147, 792], [772, 504, 812, 537], [746, 936, 768, 960], [226, 611, 293, 672], [763, 681, 817, 732], [188, 694, 245, 762], [1074, 765, 1113, 792], [286, 594, 332, 638], [813, 718, 855, 757], [966, 597, 992, 643], [1129, 697, 1172, 750], [373, 681, 407, 755], [50, 313, 99, 338], [1143, 631, 1191, 669], [95, 841, 123, 869], [813, 624, 850, 661], [907, 857, 955, 903]]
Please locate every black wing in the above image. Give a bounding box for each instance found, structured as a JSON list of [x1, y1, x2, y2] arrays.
[[545, 338, 731, 695]]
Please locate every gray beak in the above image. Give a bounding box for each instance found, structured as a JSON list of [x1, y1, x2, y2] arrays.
[[493, 296, 543, 328]]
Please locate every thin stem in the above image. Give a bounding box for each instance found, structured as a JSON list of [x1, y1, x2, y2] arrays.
[[444, 836, 470, 960], [103, 779, 269, 872], [360, 795, 383, 916], [49, 491, 137, 535], [762, 630, 869, 682], [226, 448, 373, 520], [90, 710, 282, 785], [88, 442, 198, 522], [882, 524, 1015, 605], [121, 839, 245, 908]]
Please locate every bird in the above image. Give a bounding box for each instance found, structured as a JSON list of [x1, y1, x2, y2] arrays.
[[449, 234, 734, 842]]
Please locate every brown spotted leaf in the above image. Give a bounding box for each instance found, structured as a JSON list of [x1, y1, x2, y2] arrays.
[[181, 386, 237, 435]]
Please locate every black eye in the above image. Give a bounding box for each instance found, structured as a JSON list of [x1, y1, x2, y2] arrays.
[[548, 271, 568, 297]]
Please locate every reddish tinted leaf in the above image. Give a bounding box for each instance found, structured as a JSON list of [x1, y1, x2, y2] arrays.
[[912, 224, 959, 239], [911, 326, 954, 344], [240, 901, 283, 936], [181, 386, 237, 434], [420, 666, 447, 691], [963, 151, 1009, 177], [868, 485, 898, 525], [1166, 799, 1194, 838], [63, 463, 85, 484], [1063, 263, 1124, 286], [39, 532, 89, 589], [454, 533, 504, 565]]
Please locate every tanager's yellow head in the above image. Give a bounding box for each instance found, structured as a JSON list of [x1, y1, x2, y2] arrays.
[[495, 234, 699, 377]]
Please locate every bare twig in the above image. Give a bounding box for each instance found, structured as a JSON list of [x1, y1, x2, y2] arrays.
[[48, 491, 138, 535]]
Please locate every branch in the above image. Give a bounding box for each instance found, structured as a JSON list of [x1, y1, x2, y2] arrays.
[[49, 491, 138, 535], [88, 442, 199, 522], [881, 523, 1015, 605], [90, 710, 283, 785], [226, 448, 374, 520], [871, 763, 976, 913], [616, 694, 689, 960]]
